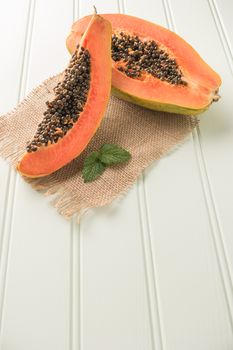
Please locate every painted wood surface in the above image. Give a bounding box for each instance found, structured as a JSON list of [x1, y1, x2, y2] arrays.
[[0, 0, 232, 349]]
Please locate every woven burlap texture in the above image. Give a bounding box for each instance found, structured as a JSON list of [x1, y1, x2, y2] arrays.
[[0, 74, 198, 219]]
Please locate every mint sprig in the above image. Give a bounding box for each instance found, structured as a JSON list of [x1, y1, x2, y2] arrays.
[[82, 144, 131, 183], [99, 144, 132, 165], [82, 151, 106, 183]]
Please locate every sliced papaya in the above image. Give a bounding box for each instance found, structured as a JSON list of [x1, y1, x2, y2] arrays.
[[17, 13, 112, 178], [66, 14, 221, 115]]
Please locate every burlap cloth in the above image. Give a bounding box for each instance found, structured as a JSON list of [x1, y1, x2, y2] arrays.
[[0, 74, 198, 219]]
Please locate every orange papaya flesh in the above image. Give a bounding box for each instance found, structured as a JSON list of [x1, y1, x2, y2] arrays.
[[17, 13, 112, 178], [66, 14, 221, 115]]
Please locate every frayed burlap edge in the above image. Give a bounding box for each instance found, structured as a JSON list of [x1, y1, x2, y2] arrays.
[[28, 131, 196, 222]]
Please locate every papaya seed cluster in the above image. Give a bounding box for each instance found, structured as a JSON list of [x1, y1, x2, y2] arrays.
[[111, 32, 186, 85], [26, 46, 91, 153]]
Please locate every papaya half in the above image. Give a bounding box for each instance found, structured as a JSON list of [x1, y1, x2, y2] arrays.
[[17, 12, 112, 178], [66, 14, 221, 115]]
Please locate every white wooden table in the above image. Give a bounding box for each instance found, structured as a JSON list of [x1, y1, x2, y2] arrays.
[[0, 0, 233, 349]]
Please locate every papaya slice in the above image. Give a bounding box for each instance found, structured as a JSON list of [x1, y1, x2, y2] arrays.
[[66, 14, 221, 115], [17, 13, 112, 178]]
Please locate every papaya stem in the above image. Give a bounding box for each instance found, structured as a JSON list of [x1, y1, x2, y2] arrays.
[[213, 94, 221, 102], [93, 5, 97, 15]]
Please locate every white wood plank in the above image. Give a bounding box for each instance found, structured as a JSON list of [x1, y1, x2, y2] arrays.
[[213, 0, 233, 61], [125, 0, 233, 349], [78, 1, 153, 350], [168, 0, 233, 250], [0, 183, 71, 350], [0, 1, 73, 349], [81, 196, 152, 350], [120, 0, 167, 25], [0, 164, 9, 234], [26, 0, 73, 89], [0, 0, 31, 343], [144, 141, 233, 350], [0, 0, 30, 252], [168, 0, 233, 332]]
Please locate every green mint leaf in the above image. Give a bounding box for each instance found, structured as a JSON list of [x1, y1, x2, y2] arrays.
[[82, 159, 106, 183], [83, 151, 100, 167], [82, 144, 131, 183], [99, 144, 132, 165]]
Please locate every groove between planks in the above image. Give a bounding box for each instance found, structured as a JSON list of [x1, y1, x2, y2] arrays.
[[70, 1, 82, 350], [70, 218, 82, 350], [137, 173, 166, 350]]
